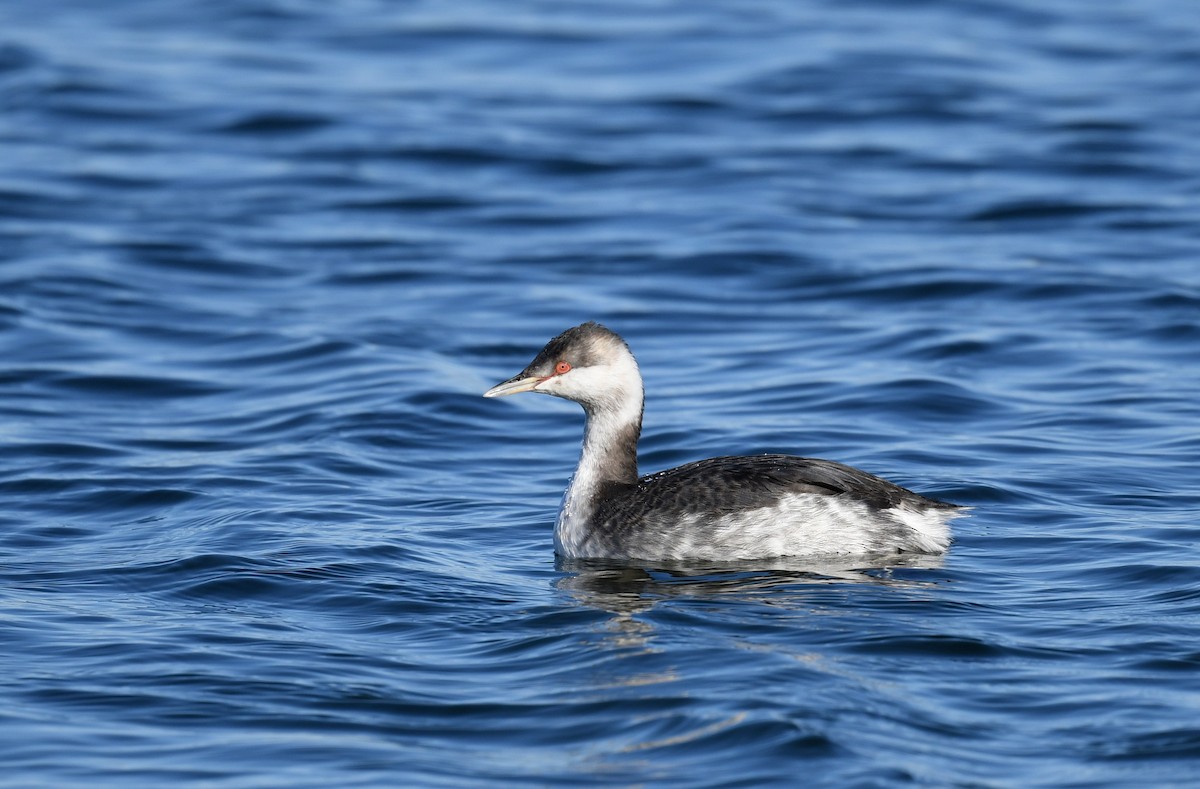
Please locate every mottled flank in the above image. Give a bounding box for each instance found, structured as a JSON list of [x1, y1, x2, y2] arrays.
[[585, 456, 959, 561], [487, 323, 965, 561]]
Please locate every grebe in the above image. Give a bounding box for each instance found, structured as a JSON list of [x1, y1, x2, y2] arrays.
[[484, 322, 965, 562]]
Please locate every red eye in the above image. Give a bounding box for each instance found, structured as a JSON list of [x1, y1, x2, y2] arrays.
[[555, 361, 572, 374]]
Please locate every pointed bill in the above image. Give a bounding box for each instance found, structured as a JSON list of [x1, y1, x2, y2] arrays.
[[483, 375, 544, 398]]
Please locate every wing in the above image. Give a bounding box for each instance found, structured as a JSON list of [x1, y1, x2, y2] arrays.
[[633, 454, 954, 516]]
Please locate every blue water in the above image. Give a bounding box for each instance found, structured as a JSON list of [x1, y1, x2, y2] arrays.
[[2, 0, 1199, 786]]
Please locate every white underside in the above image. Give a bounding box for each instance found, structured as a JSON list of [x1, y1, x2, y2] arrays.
[[555, 490, 957, 562]]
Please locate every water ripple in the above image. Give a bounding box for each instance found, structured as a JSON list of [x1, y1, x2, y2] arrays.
[[2, 0, 1199, 786]]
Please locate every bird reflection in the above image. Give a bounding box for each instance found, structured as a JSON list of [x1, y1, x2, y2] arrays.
[[555, 552, 947, 618], [551, 554, 949, 690]]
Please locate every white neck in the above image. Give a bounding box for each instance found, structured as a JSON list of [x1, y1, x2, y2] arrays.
[[553, 356, 644, 556]]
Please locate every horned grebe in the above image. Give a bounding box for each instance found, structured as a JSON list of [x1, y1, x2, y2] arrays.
[[484, 322, 965, 562]]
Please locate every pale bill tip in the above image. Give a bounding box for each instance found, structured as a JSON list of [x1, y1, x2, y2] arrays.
[[483, 376, 542, 398]]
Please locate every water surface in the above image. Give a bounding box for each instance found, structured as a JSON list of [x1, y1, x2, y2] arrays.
[[2, 1, 1199, 786]]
